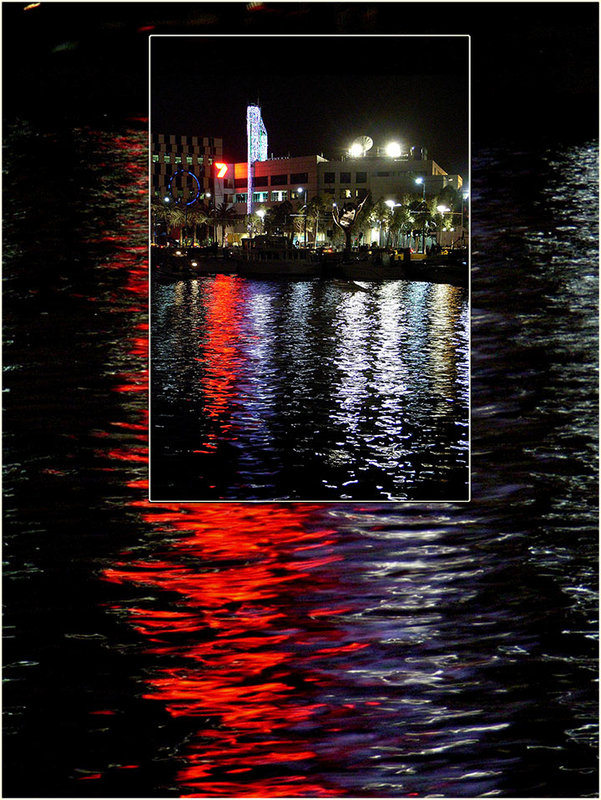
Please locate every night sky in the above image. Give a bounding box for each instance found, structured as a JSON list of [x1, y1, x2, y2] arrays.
[[3, 1, 599, 186], [151, 34, 469, 176]]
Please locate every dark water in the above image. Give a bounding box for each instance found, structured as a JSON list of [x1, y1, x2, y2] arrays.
[[150, 276, 469, 502], [3, 126, 598, 798]]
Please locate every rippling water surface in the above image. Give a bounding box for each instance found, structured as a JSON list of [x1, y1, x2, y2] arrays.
[[3, 126, 598, 798], [150, 276, 469, 502]]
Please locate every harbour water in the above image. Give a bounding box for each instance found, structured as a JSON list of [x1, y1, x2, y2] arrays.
[[150, 275, 469, 502], [3, 125, 598, 798]]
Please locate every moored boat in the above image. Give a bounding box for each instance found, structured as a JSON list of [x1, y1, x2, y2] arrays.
[[233, 235, 322, 278]]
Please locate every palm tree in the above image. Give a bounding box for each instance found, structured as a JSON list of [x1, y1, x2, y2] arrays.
[[305, 195, 334, 246], [368, 199, 392, 246], [186, 202, 211, 247], [389, 194, 414, 248], [264, 200, 293, 239], [151, 195, 180, 245], [211, 201, 238, 247]]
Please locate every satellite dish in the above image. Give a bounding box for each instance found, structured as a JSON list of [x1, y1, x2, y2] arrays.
[[349, 135, 374, 157]]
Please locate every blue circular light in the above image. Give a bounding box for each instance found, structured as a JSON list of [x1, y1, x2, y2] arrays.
[[168, 169, 201, 206]]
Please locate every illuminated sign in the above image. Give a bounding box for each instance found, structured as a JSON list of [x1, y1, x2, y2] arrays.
[[215, 162, 228, 178]]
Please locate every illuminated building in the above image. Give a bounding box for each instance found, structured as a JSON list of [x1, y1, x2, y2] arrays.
[[151, 128, 465, 246], [151, 133, 230, 203]]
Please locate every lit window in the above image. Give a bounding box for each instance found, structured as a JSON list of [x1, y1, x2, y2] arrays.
[[175, 155, 182, 164], [271, 190, 288, 202], [164, 154, 171, 163], [186, 156, 193, 164], [152, 154, 159, 163]]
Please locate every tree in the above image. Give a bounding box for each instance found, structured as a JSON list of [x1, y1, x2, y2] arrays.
[[186, 202, 211, 246], [367, 199, 392, 246], [264, 200, 293, 239], [389, 194, 414, 248], [211, 201, 238, 247], [151, 195, 184, 244], [332, 195, 369, 259], [304, 195, 331, 245], [150, 196, 171, 244]]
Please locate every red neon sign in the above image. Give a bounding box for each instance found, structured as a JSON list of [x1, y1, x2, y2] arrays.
[[215, 162, 228, 178]]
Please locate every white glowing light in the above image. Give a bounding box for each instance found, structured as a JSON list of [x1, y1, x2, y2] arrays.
[[385, 142, 402, 158]]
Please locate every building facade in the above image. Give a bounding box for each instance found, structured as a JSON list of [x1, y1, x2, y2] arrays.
[[227, 152, 462, 212], [151, 133, 230, 205], [150, 131, 466, 247]]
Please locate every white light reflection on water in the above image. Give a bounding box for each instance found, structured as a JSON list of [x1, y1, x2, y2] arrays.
[[151, 277, 470, 501]]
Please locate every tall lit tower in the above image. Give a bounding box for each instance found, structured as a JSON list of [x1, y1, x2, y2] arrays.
[[246, 103, 268, 218]]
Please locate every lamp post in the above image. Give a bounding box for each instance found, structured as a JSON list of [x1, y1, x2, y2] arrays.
[[298, 186, 308, 247], [414, 177, 426, 253], [385, 199, 402, 247], [436, 204, 450, 248], [256, 208, 265, 236], [460, 190, 469, 245]]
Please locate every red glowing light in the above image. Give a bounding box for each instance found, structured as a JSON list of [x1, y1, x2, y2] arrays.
[[214, 162, 228, 178]]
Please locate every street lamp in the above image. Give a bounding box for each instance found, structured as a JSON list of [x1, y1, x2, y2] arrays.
[[414, 177, 426, 253], [298, 186, 308, 247], [437, 204, 451, 248], [385, 199, 403, 246], [460, 190, 469, 245], [256, 208, 265, 236]]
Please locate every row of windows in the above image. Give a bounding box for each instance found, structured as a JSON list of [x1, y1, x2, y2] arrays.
[[234, 191, 290, 203], [152, 134, 220, 147], [231, 188, 370, 204], [322, 170, 427, 182], [152, 171, 209, 186], [233, 171, 309, 189], [152, 154, 213, 165], [323, 171, 367, 184], [153, 145, 219, 155], [323, 188, 369, 200]]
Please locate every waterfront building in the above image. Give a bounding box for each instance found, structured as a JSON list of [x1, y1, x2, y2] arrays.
[[150, 125, 465, 247], [224, 145, 464, 246], [151, 133, 231, 206]]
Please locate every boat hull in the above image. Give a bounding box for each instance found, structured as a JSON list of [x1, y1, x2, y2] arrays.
[[234, 258, 321, 278]]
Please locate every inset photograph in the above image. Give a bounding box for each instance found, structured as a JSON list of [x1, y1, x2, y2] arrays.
[[149, 34, 470, 502]]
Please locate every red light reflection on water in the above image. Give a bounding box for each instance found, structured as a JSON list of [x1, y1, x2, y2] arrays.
[[102, 503, 361, 796], [196, 275, 245, 448], [91, 143, 357, 793]]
